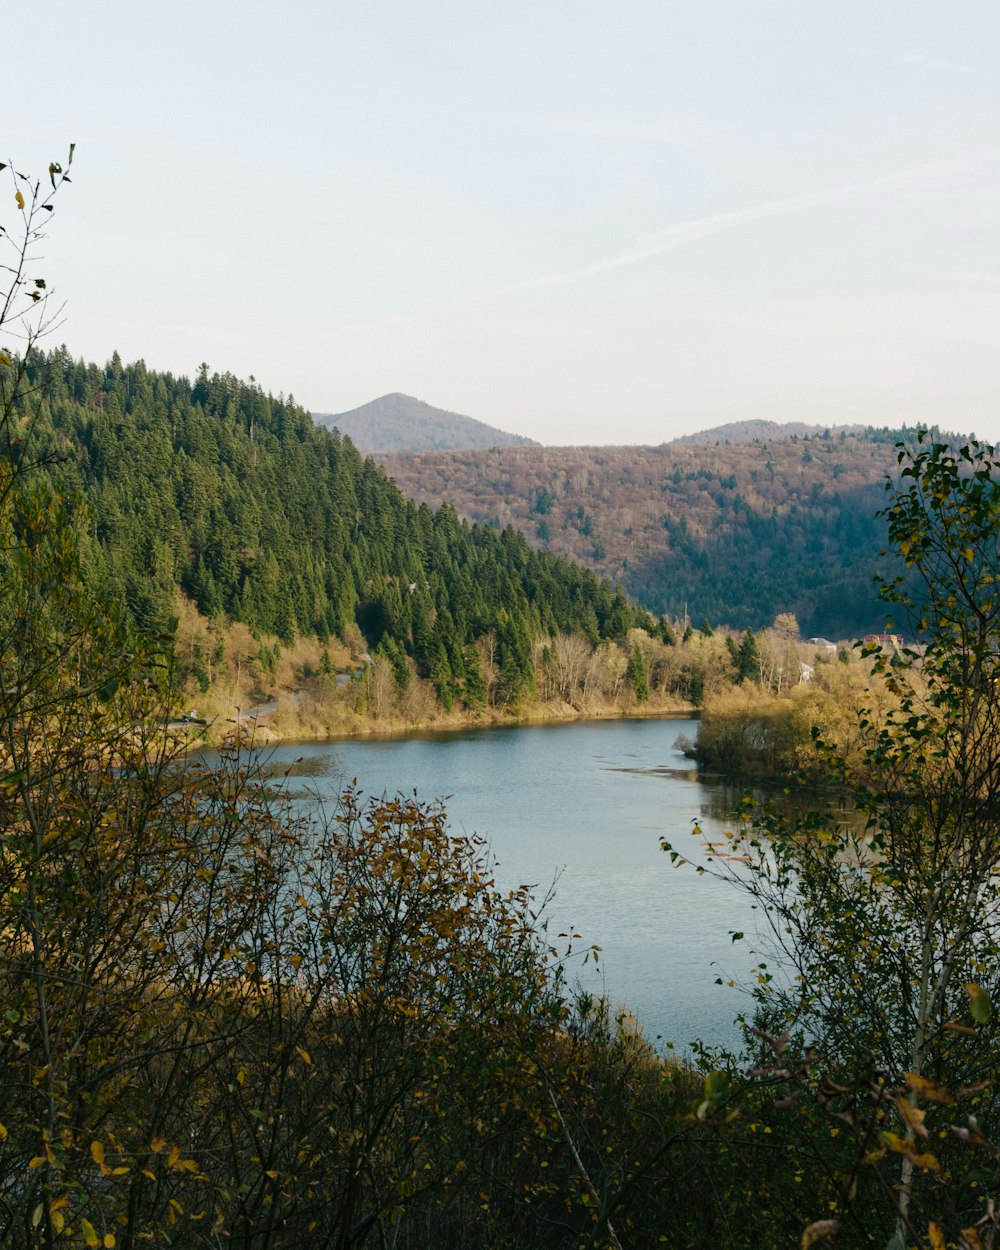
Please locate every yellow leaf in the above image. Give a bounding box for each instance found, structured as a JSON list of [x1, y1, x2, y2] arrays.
[[880, 1130, 941, 1172], [15, 191, 24, 210], [103, 1236, 116, 1248], [27, 1155, 45, 1170], [31, 1203, 43, 1229], [893, 1096, 929, 1139], [928, 1222, 946, 1250], [81, 1218, 99, 1247], [295, 1046, 312, 1066], [91, 1140, 106, 1167], [0, 1122, 7, 1142], [265, 1170, 279, 1180], [150, 1137, 166, 1152], [802, 1219, 841, 1248], [905, 1073, 956, 1105], [166, 1144, 181, 1169], [51, 1211, 64, 1233]]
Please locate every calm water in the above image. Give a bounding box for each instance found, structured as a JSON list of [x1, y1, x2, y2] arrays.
[[251, 717, 762, 1053]]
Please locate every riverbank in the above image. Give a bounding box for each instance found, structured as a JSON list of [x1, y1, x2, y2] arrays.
[[191, 687, 696, 746], [165, 597, 705, 744]]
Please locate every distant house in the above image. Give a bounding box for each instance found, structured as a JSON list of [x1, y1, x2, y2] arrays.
[[806, 637, 838, 656]]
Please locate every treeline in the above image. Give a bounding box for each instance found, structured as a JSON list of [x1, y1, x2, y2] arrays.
[[174, 610, 776, 742], [19, 349, 650, 710]]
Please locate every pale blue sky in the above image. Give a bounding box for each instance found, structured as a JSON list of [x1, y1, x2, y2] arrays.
[[6, 2, 1000, 443]]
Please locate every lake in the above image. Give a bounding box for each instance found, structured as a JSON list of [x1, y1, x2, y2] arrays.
[[250, 716, 764, 1053]]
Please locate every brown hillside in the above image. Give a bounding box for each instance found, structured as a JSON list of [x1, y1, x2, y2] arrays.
[[375, 428, 936, 637]]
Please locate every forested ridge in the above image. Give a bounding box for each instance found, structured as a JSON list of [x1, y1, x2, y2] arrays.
[[377, 427, 961, 637], [20, 348, 647, 710]]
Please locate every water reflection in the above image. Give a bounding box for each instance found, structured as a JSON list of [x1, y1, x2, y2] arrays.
[[697, 779, 866, 838]]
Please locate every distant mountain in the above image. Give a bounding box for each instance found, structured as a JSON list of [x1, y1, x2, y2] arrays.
[[313, 393, 538, 453], [672, 419, 866, 445]]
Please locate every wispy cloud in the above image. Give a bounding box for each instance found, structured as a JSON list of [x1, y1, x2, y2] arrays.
[[495, 161, 965, 296], [338, 159, 979, 333]]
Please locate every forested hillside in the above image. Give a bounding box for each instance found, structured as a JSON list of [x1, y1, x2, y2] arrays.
[[20, 350, 645, 711], [376, 429, 954, 637]]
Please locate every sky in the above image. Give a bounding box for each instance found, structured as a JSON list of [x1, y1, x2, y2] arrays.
[[5, 2, 1000, 445]]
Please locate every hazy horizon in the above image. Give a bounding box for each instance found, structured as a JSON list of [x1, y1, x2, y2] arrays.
[[313, 391, 899, 450]]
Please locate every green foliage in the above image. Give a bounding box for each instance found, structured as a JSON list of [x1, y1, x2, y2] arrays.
[[626, 642, 650, 702], [641, 478, 896, 636], [657, 615, 677, 646], [13, 348, 646, 713], [734, 629, 760, 682]]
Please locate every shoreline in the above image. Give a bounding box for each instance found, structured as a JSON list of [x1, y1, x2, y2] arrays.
[[197, 695, 698, 747]]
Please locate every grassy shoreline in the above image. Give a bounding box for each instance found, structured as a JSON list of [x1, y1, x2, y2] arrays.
[[198, 690, 697, 746]]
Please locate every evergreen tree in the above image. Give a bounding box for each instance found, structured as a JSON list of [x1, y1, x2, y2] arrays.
[[735, 629, 760, 683], [627, 643, 650, 702]]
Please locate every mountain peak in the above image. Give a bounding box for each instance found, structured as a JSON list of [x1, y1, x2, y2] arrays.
[[313, 393, 538, 453]]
